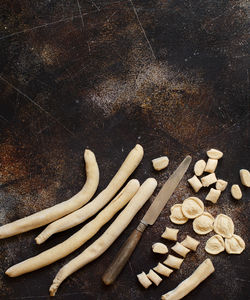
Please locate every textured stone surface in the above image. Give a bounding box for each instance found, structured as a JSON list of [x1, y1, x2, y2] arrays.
[[0, 0, 249, 299]]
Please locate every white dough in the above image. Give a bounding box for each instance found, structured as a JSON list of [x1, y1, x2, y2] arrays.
[[137, 272, 152, 288], [205, 188, 221, 204], [204, 159, 218, 173], [194, 160, 206, 176], [240, 169, 250, 187], [205, 234, 225, 255], [163, 254, 184, 270], [188, 175, 202, 193], [171, 242, 190, 257], [182, 197, 204, 219], [152, 243, 168, 254], [193, 212, 214, 235], [207, 148, 223, 159], [225, 234, 245, 254], [181, 235, 200, 251], [231, 184, 242, 200], [147, 269, 162, 286], [216, 179, 228, 191], [152, 156, 169, 171], [161, 227, 179, 241], [213, 214, 234, 238], [170, 204, 188, 225], [201, 173, 217, 187], [153, 263, 173, 277]]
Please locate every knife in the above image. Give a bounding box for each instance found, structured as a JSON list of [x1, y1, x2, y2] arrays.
[[102, 155, 192, 285]]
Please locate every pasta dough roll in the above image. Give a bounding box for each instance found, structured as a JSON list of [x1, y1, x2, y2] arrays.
[[49, 178, 157, 296], [6, 179, 140, 277], [0, 150, 99, 239]]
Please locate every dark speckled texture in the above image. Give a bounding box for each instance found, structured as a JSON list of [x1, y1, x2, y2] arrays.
[[0, 0, 249, 299]]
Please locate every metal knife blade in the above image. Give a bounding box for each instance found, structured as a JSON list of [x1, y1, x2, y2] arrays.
[[142, 155, 192, 225]]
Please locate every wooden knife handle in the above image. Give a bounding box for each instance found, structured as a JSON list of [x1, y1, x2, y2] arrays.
[[102, 222, 147, 285]]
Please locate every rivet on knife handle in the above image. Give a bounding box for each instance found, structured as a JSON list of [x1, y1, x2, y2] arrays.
[[102, 222, 148, 285]]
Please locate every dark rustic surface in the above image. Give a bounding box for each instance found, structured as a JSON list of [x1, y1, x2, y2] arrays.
[[0, 0, 249, 299]]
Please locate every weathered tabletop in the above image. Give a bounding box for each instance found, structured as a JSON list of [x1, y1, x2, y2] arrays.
[[0, 0, 249, 299]]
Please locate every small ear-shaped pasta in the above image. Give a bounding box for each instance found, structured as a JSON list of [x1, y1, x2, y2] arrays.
[[204, 159, 218, 173], [188, 175, 202, 193], [194, 160, 206, 176], [205, 188, 221, 204], [201, 173, 217, 187], [147, 269, 162, 286], [171, 242, 190, 258], [193, 212, 214, 235], [181, 235, 200, 251], [182, 197, 204, 219], [216, 179, 228, 191], [163, 254, 184, 269], [225, 234, 245, 254], [152, 156, 169, 171], [205, 234, 225, 255], [152, 243, 168, 254], [207, 148, 223, 159], [137, 272, 152, 289], [153, 263, 173, 277], [214, 214, 234, 238], [240, 169, 250, 187], [231, 184, 242, 200], [170, 204, 188, 224], [161, 227, 179, 241]]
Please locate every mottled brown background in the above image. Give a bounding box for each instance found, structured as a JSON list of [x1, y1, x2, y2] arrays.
[[0, 0, 249, 299]]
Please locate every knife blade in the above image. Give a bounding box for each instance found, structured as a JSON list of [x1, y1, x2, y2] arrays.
[[102, 155, 192, 285]]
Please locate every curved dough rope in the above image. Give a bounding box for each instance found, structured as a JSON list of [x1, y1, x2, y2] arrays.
[[5, 179, 140, 277], [0, 150, 99, 239], [36, 144, 144, 244], [49, 178, 157, 296]]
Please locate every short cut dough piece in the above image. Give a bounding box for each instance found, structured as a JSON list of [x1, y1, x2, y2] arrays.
[[194, 160, 206, 176], [188, 175, 202, 193], [225, 234, 245, 254], [216, 179, 228, 191], [214, 214, 234, 238], [182, 197, 204, 219], [152, 243, 168, 254], [164, 255, 184, 270], [201, 173, 217, 187], [240, 169, 250, 187], [171, 242, 190, 257], [205, 188, 221, 204], [205, 234, 225, 255], [170, 204, 188, 225], [231, 184, 242, 200], [181, 235, 200, 251], [137, 272, 152, 289], [204, 159, 218, 173], [161, 259, 215, 300], [161, 227, 179, 241], [193, 212, 214, 235], [152, 156, 169, 171], [153, 263, 173, 277], [147, 269, 162, 286], [207, 148, 223, 159]]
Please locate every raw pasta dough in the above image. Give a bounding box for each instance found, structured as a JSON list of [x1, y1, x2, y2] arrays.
[[193, 212, 214, 235], [170, 204, 188, 224], [225, 234, 245, 254], [205, 235, 225, 255], [182, 197, 204, 219], [214, 214, 234, 238]]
